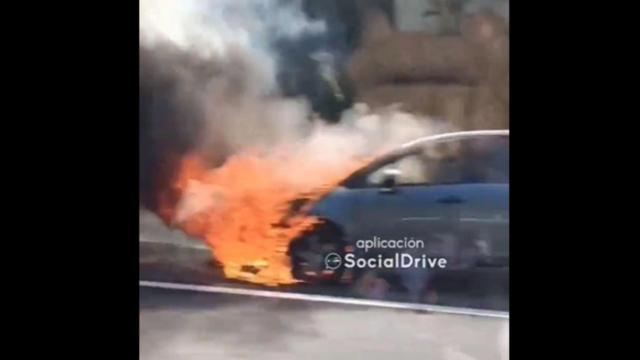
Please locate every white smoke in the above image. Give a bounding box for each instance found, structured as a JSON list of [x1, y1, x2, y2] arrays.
[[140, 0, 326, 90], [140, 0, 455, 213]]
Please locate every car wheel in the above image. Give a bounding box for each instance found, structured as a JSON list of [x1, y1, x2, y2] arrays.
[[288, 221, 346, 284]]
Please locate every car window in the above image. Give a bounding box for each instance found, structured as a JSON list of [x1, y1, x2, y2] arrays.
[[367, 153, 430, 186], [457, 137, 509, 183], [347, 136, 508, 188]]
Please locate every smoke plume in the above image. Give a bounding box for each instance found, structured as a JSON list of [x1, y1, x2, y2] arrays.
[[139, 0, 451, 213]]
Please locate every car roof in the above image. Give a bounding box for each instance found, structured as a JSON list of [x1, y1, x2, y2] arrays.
[[339, 130, 509, 187], [398, 129, 509, 151], [374, 129, 509, 162]]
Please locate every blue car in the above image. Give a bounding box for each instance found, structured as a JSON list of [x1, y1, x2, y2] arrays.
[[288, 130, 509, 310]]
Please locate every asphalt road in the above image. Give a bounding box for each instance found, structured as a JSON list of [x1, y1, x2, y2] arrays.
[[140, 286, 508, 360]]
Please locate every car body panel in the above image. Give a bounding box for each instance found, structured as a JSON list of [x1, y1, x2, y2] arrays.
[[302, 130, 509, 310]]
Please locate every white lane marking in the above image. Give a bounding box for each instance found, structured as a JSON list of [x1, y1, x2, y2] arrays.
[[139, 280, 509, 319]]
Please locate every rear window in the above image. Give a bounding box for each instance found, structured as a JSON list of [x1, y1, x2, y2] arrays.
[[440, 136, 509, 184]]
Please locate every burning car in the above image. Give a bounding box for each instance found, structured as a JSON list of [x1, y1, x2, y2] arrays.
[[164, 128, 508, 309], [288, 129, 509, 309]]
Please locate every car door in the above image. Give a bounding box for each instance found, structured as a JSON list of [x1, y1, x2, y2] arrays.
[[417, 135, 509, 310], [340, 135, 509, 310], [449, 136, 509, 310], [342, 150, 459, 254], [337, 149, 460, 302]]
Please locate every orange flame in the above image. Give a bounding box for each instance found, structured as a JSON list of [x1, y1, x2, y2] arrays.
[[161, 149, 366, 286]]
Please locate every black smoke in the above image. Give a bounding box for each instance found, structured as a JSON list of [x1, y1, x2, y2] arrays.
[[139, 0, 378, 212], [139, 46, 207, 211]]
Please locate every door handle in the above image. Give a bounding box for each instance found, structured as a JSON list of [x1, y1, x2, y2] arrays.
[[437, 195, 464, 204]]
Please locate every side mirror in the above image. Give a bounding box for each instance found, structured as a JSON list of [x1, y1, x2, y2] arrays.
[[380, 168, 400, 193]]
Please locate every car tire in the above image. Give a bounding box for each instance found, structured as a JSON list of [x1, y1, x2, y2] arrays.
[[288, 221, 346, 284]]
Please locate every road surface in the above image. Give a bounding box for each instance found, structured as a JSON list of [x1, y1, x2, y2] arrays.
[[140, 286, 508, 360]]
